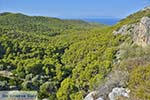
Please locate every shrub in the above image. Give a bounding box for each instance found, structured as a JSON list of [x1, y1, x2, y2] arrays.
[[39, 81, 57, 99], [128, 65, 150, 100]]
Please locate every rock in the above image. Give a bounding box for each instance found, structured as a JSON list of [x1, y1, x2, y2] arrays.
[[96, 98, 104, 100], [141, 6, 150, 11], [133, 17, 150, 47], [42, 98, 49, 100], [84, 70, 129, 100], [108, 87, 130, 100], [84, 91, 98, 100], [84, 87, 130, 100], [84, 91, 105, 100], [113, 24, 134, 35], [114, 16, 150, 47], [95, 70, 129, 99]]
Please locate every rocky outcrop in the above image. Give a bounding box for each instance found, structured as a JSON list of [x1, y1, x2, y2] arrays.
[[96, 70, 128, 98], [133, 17, 150, 47], [84, 87, 130, 100], [141, 6, 150, 11], [114, 16, 150, 47], [84, 70, 129, 100], [113, 24, 135, 35]]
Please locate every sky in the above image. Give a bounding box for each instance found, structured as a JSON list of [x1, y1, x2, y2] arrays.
[[0, 0, 150, 19]]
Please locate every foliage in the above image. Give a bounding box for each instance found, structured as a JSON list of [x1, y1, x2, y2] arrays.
[[128, 65, 150, 100], [113, 9, 150, 31], [0, 12, 125, 100]]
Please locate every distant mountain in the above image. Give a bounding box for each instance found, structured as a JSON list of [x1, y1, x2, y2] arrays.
[[0, 12, 105, 37], [83, 18, 121, 25]]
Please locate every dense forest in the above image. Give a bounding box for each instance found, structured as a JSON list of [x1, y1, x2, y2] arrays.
[[0, 12, 124, 100], [0, 9, 150, 100]]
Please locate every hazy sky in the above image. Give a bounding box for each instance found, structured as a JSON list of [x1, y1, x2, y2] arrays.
[[0, 0, 150, 18]]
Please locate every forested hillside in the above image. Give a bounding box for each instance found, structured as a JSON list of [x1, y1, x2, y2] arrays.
[[0, 12, 126, 100], [1, 8, 150, 100]]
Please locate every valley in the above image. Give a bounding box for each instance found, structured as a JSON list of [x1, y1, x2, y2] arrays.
[[0, 7, 150, 100]]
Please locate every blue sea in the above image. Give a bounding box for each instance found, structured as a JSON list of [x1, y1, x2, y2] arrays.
[[83, 18, 121, 25]]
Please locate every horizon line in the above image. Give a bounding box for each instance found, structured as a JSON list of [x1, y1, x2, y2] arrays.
[[0, 11, 124, 19]]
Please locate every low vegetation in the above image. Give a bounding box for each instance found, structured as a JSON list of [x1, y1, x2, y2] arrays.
[[0, 8, 150, 100]]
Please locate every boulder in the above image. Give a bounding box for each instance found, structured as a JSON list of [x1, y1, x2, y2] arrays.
[[42, 98, 49, 100], [108, 87, 130, 100], [84, 91, 98, 100]]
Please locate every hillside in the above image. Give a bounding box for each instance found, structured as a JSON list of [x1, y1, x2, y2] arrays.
[[85, 7, 150, 100], [0, 12, 117, 100], [0, 7, 150, 100], [0, 12, 103, 36]]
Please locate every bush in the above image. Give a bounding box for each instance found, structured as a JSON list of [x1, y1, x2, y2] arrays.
[[0, 64, 5, 70], [39, 81, 57, 99], [128, 65, 150, 100], [0, 81, 8, 90], [21, 81, 37, 90]]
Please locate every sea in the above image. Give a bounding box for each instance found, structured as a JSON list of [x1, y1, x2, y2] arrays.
[[83, 18, 121, 25]]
